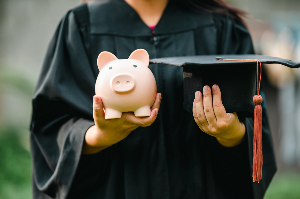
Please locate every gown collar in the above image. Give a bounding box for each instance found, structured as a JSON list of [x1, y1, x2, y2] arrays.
[[88, 0, 214, 36]]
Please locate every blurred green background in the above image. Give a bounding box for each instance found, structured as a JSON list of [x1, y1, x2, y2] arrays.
[[0, 0, 300, 198]]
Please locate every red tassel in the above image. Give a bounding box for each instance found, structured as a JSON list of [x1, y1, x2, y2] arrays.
[[253, 95, 263, 183], [217, 59, 264, 182]]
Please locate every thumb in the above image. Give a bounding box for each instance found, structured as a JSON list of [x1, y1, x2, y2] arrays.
[[93, 95, 105, 122], [227, 112, 240, 124]]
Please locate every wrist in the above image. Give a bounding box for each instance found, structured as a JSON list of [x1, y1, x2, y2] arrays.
[[82, 124, 136, 154], [82, 125, 114, 154]]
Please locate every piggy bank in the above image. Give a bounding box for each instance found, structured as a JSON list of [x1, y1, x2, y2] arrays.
[[95, 49, 157, 119]]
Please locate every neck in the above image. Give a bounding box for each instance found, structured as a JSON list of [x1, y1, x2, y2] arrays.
[[125, 0, 169, 27]]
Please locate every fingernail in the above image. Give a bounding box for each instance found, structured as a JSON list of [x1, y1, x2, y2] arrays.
[[203, 86, 209, 92], [156, 109, 159, 115], [212, 85, 218, 91], [94, 96, 100, 103], [160, 93, 162, 100], [195, 91, 200, 98]]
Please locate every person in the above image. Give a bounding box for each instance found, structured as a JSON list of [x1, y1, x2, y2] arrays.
[[30, 0, 276, 198]]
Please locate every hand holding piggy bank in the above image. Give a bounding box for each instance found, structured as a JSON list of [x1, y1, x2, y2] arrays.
[[95, 49, 157, 119]]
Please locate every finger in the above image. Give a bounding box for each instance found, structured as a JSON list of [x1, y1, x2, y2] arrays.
[[212, 84, 227, 121], [151, 93, 162, 110], [193, 91, 208, 127], [93, 95, 105, 122], [193, 99, 197, 118], [193, 100, 207, 132], [229, 112, 239, 122], [202, 85, 216, 126], [131, 108, 159, 127]]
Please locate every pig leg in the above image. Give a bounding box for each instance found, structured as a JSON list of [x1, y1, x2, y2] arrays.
[[105, 108, 122, 119], [134, 105, 151, 117]]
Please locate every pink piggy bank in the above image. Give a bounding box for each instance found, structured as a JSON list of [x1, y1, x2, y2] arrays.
[[95, 49, 157, 119]]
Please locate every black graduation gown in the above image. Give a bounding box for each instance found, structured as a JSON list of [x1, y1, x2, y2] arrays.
[[30, 0, 276, 198]]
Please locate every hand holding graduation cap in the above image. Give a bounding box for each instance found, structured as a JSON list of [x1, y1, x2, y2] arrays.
[[193, 84, 246, 147]]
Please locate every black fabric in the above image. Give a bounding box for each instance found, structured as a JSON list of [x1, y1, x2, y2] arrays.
[[30, 0, 276, 199]]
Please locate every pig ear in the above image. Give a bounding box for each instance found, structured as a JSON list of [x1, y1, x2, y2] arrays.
[[97, 51, 118, 71], [128, 49, 149, 67]]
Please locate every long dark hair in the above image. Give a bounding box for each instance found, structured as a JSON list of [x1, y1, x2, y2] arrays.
[[82, 0, 247, 21], [173, 0, 247, 21]]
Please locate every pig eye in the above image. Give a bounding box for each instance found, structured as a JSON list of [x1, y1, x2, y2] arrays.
[[109, 66, 112, 70], [133, 65, 137, 68]]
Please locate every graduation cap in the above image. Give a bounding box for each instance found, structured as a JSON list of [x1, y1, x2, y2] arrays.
[[150, 54, 300, 183]]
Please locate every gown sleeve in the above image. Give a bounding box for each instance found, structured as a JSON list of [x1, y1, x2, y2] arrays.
[[210, 14, 277, 199], [30, 10, 104, 199]]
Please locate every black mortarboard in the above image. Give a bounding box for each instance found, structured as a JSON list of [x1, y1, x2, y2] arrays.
[[150, 54, 300, 116], [150, 54, 300, 183]]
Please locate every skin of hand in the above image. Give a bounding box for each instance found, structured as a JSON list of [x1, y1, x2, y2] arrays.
[[193, 84, 246, 147], [82, 93, 162, 154]]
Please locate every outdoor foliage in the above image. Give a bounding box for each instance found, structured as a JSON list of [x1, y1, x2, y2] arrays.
[[265, 171, 300, 199], [0, 127, 32, 199]]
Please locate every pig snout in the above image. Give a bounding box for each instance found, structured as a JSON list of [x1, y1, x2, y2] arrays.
[[110, 73, 135, 93]]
